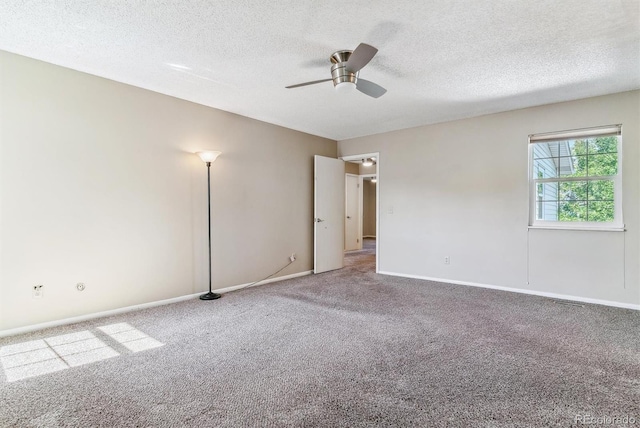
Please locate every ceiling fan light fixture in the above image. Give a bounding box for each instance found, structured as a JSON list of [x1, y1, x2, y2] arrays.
[[371, 177, 377, 183], [362, 158, 373, 167], [335, 81, 356, 94], [286, 43, 386, 98]]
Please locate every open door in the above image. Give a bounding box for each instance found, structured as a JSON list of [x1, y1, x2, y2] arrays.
[[314, 155, 345, 273], [340, 152, 380, 273]]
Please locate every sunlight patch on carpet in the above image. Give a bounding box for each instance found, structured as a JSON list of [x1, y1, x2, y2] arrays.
[[98, 322, 164, 353], [0, 323, 162, 382]]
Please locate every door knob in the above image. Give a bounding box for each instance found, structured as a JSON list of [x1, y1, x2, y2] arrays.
[[347, 216, 351, 219], [315, 218, 324, 223]]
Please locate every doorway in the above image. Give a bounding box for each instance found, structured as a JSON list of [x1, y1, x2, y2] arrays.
[[341, 153, 379, 273], [345, 173, 360, 251]]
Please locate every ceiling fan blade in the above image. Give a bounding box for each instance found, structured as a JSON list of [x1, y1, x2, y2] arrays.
[[356, 79, 387, 98], [286, 78, 332, 89], [346, 43, 378, 73]]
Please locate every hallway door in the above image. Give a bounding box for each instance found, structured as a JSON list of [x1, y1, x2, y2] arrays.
[[314, 155, 345, 273]]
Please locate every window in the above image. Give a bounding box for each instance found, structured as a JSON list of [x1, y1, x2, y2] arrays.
[[529, 125, 622, 229]]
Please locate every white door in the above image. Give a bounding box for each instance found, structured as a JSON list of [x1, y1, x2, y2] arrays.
[[314, 155, 345, 273], [345, 174, 360, 251]]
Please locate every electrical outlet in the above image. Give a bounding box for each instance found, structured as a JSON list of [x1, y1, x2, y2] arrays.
[[33, 285, 43, 298], [444, 257, 450, 265], [289, 253, 296, 262], [76, 283, 86, 291]]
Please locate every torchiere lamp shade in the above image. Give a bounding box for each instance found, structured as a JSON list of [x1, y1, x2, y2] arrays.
[[196, 151, 222, 164]]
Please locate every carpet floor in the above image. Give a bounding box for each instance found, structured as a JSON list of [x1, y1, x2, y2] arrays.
[[1, 239, 638, 427]]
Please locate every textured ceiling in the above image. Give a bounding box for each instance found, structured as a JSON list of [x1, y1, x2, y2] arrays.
[[1, 1, 639, 140]]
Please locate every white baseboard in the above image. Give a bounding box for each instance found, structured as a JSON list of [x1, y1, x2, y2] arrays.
[[0, 270, 313, 338], [212, 270, 312, 294], [378, 271, 640, 311], [0, 293, 201, 338]]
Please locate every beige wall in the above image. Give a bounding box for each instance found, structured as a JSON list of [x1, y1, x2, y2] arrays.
[[359, 163, 376, 175], [0, 51, 336, 330], [363, 179, 377, 237], [1, 51, 636, 333], [345, 162, 359, 175], [339, 91, 640, 307]]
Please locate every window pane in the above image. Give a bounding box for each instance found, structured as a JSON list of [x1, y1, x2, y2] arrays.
[[532, 158, 557, 178], [559, 181, 587, 201], [564, 140, 582, 157], [538, 182, 558, 201], [558, 155, 586, 177], [532, 142, 557, 159], [587, 180, 614, 201], [587, 153, 617, 176], [587, 136, 617, 154], [533, 156, 593, 178], [587, 201, 614, 222], [532, 140, 585, 158], [537, 201, 559, 221], [558, 201, 587, 222]]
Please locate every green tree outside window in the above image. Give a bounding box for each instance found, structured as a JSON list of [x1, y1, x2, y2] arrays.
[[558, 136, 617, 222]]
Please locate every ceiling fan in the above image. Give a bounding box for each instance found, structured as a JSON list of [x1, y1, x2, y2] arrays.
[[286, 43, 387, 98]]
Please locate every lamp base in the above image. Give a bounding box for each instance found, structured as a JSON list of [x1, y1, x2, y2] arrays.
[[199, 291, 221, 300]]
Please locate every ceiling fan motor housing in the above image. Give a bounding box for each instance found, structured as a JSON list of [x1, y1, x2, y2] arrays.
[[330, 50, 358, 87]]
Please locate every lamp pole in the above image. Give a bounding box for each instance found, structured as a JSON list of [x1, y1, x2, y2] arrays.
[[196, 151, 222, 300]]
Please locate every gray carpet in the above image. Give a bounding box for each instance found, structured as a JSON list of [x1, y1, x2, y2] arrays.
[[1, 238, 638, 427]]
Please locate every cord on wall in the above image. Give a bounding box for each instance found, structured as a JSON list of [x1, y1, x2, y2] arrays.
[[235, 257, 296, 292]]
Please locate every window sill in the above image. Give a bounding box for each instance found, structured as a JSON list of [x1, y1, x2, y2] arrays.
[[528, 225, 625, 232]]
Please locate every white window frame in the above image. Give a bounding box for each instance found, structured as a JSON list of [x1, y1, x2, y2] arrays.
[[528, 125, 623, 231]]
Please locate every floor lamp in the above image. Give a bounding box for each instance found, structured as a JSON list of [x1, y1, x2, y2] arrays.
[[196, 151, 222, 300]]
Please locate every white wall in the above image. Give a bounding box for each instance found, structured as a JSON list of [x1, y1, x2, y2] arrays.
[[339, 91, 640, 307], [0, 51, 336, 330]]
